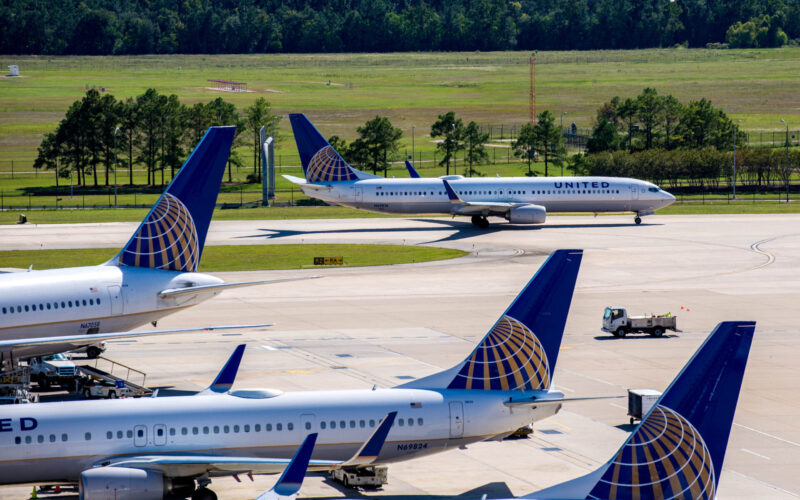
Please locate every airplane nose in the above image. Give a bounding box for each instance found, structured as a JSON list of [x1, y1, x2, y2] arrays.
[[662, 191, 676, 206]]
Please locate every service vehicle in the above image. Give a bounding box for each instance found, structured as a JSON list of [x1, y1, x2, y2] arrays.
[[331, 465, 388, 488], [28, 353, 78, 389], [602, 306, 677, 337]]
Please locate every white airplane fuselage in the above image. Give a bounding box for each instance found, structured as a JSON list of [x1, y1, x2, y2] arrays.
[[0, 265, 223, 357], [0, 386, 561, 484], [300, 176, 674, 217]]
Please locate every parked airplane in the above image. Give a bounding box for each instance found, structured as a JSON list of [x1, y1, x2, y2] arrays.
[[0, 249, 586, 500], [269, 320, 757, 500], [285, 114, 675, 228], [0, 126, 300, 364]]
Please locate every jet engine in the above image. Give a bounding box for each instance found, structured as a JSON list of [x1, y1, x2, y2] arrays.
[[506, 204, 546, 224], [80, 467, 165, 500]]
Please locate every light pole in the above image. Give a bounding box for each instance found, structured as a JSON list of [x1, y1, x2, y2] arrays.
[[452, 123, 456, 176], [411, 125, 415, 167], [781, 119, 789, 202], [113, 126, 120, 208], [732, 119, 740, 199], [560, 112, 568, 176]]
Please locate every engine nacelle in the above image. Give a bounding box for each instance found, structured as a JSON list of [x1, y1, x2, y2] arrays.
[[80, 467, 165, 500], [506, 204, 546, 224]]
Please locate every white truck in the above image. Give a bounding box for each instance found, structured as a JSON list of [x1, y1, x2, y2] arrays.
[[331, 466, 388, 488], [29, 353, 79, 390], [602, 306, 677, 337]]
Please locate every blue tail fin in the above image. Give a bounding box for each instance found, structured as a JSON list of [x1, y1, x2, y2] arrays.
[[114, 126, 235, 272], [401, 249, 582, 392], [289, 113, 360, 183], [582, 321, 755, 500], [405, 160, 421, 178], [204, 344, 245, 394], [270, 433, 317, 498]]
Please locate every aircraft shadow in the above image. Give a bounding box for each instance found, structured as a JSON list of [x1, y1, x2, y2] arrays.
[[311, 480, 514, 499], [236, 218, 656, 245], [593, 334, 678, 341]]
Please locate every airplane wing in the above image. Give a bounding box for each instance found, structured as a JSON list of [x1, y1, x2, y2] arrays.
[[97, 412, 397, 479], [503, 395, 624, 407], [158, 276, 320, 299], [281, 174, 332, 191], [441, 179, 514, 215], [0, 324, 271, 359]]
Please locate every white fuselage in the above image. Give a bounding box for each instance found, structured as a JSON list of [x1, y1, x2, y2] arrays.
[[0, 387, 561, 484], [0, 265, 224, 358], [302, 176, 675, 216]]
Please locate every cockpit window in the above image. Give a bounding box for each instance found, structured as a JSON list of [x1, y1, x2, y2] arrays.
[[648, 187, 660, 192]]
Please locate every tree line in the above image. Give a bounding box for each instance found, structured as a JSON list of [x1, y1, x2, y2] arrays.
[[3, 0, 800, 55], [34, 89, 280, 187]]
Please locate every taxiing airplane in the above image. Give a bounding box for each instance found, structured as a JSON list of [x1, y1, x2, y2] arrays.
[[285, 114, 675, 228], [0, 249, 586, 499], [0, 126, 299, 364], [266, 320, 756, 500]]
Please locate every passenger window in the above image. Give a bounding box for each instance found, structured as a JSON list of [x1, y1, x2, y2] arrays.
[[339, 420, 346, 429], [330, 421, 336, 429], [14, 437, 21, 444], [127, 430, 133, 438], [360, 420, 365, 428], [233, 425, 240, 433], [369, 419, 376, 427], [97, 298, 101, 304], [46, 304, 51, 310], [203, 426, 210, 434], [223, 425, 230, 433], [398, 419, 404, 426], [169, 428, 175, 436], [408, 418, 414, 426], [1, 307, 5, 314], [276, 423, 282, 431], [157, 428, 164, 437], [288, 423, 293, 431], [25, 436, 32, 444], [321, 421, 326, 430], [89, 299, 94, 305], [85, 432, 92, 441], [39, 303, 44, 310], [137, 429, 144, 438], [181, 428, 188, 436], [67, 301, 72, 307], [82, 300, 87, 306], [350, 420, 355, 428], [418, 418, 423, 426], [214, 426, 220, 434], [37, 435, 44, 443], [62, 433, 68, 442], [49, 434, 55, 443], [244, 425, 250, 432], [255, 424, 261, 432], [192, 427, 199, 435], [106, 431, 113, 439], [24, 305, 29, 312], [266, 424, 272, 431], [305, 422, 311, 430]]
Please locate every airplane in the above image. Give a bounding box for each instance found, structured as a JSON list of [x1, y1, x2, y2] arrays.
[[0, 126, 307, 365], [275, 320, 756, 500], [0, 249, 589, 500], [284, 114, 675, 228]]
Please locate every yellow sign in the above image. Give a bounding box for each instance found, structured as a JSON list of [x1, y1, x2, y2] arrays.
[[314, 256, 343, 265]]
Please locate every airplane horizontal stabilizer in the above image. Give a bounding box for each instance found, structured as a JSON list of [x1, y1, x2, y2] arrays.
[[158, 276, 320, 299], [503, 394, 624, 407]]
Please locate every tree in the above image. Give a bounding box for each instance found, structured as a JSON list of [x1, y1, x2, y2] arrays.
[[462, 121, 489, 176], [618, 97, 638, 152], [118, 98, 139, 185], [662, 95, 683, 150], [135, 89, 165, 185], [513, 123, 536, 176], [531, 110, 565, 176], [430, 112, 464, 176], [353, 115, 403, 176], [586, 118, 620, 153], [206, 97, 244, 182], [244, 98, 281, 182], [636, 88, 663, 150]]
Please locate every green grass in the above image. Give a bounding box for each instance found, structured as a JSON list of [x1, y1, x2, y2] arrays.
[[0, 244, 467, 271]]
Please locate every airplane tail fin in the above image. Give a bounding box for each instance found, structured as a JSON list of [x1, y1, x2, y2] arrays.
[[202, 344, 245, 394], [405, 160, 421, 178], [289, 113, 375, 182], [112, 126, 235, 272], [559, 321, 755, 500], [400, 249, 582, 392]]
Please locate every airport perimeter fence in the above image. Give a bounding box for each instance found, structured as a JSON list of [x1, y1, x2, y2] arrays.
[[1, 183, 799, 212]]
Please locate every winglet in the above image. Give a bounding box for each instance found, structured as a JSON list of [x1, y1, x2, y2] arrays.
[[205, 344, 245, 394], [405, 160, 421, 178], [341, 411, 397, 467], [441, 179, 462, 202], [257, 433, 318, 500]]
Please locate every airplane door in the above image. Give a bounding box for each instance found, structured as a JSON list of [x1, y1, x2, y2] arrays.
[[630, 184, 639, 200], [107, 285, 124, 315], [449, 402, 464, 438], [354, 187, 363, 202], [153, 424, 167, 446], [301, 413, 316, 432], [133, 425, 147, 447]]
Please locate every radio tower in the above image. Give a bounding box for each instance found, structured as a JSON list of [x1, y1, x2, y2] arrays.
[[529, 53, 536, 125]]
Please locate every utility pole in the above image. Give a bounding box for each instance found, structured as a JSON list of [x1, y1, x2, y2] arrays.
[[113, 126, 120, 208], [781, 119, 789, 202], [412, 125, 415, 167], [529, 54, 536, 126], [733, 120, 740, 199]]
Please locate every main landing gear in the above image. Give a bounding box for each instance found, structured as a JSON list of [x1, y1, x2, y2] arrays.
[[634, 216, 642, 225], [471, 215, 490, 229], [191, 486, 217, 500]]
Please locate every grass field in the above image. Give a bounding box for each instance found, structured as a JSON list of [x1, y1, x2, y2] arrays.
[[2, 48, 800, 206], [0, 244, 467, 271]]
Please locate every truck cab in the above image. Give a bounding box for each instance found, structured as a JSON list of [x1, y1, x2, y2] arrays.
[[28, 353, 78, 390], [603, 306, 628, 333]]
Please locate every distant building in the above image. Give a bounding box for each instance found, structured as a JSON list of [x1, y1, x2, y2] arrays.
[[8, 65, 19, 77]]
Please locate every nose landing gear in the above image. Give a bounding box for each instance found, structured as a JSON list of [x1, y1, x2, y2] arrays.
[[634, 216, 642, 225]]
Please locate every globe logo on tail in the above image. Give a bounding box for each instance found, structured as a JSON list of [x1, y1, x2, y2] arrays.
[[120, 193, 200, 272], [588, 405, 715, 500], [307, 145, 358, 182], [448, 315, 551, 391]]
